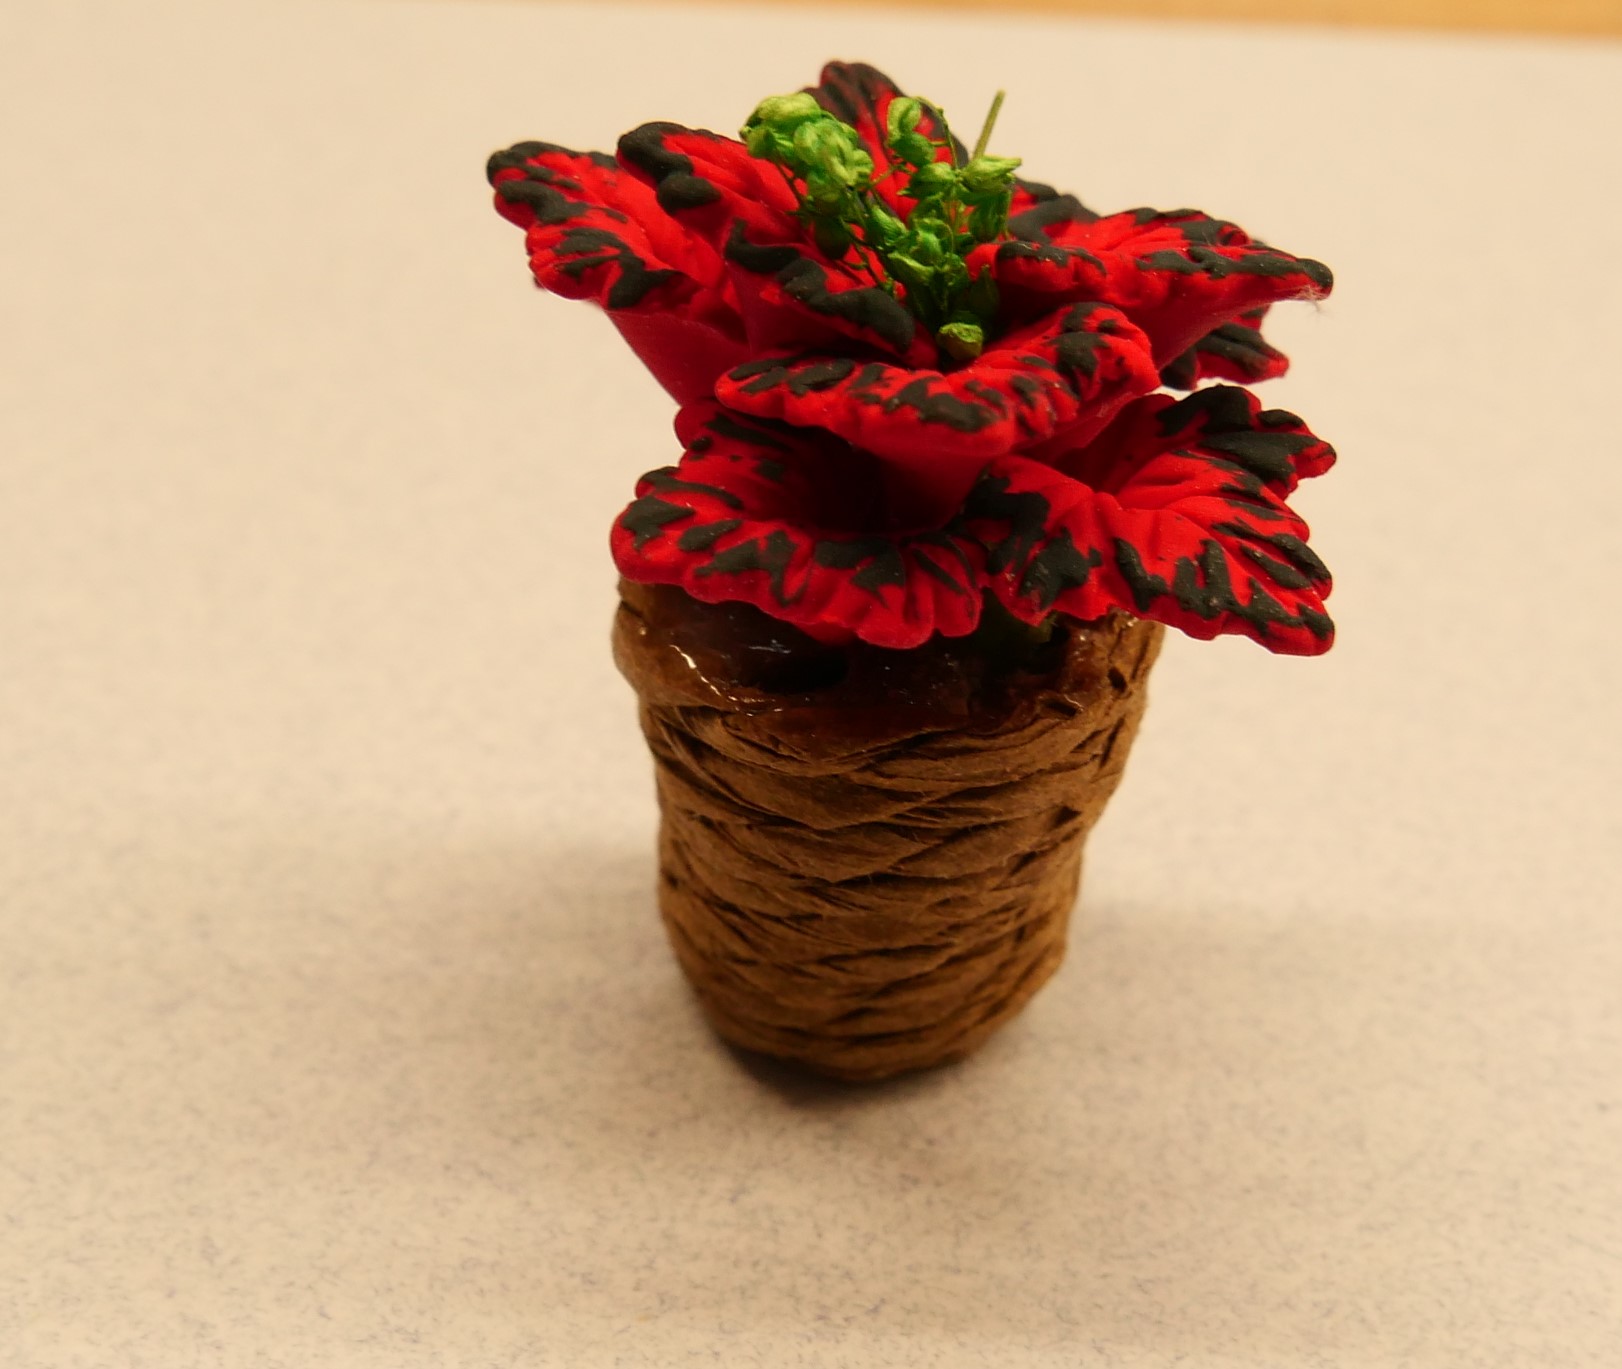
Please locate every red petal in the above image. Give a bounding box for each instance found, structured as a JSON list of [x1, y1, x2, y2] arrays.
[[488, 140, 745, 403], [723, 223, 934, 365], [1072, 383, 1336, 494], [616, 122, 800, 256], [1159, 305, 1289, 390], [962, 388, 1336, 655], [618, 121, 930, 363], [1006, 178, 1101, 240], [714, 302, 1160, 520], [611, 401, 987, 648], [490, 141, 706, 308], [988, 207, 1332, 367]]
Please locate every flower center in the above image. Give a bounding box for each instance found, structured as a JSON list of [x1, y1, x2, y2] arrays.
[[741, 87, 1021, 362]]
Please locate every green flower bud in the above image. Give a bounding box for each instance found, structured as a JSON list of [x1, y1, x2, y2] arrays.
[[742, 123, 778, 160], [741, 92, 827, 163], [846, 145, 875, 187], [886, 96, 923, 141], [938, 251, 970, 294], [906, 217, 952, 267], [801, 169, 848, 215], [793, 119, 873, 189], [905, 161, 957, 202], [890, 131, 936, 169], [866, 203, 907, 252], [968, 198, 1008, 243], [790, 117, 836, 166], [744, 91, 823, 133], [959, 154, 1022, 196], [937, 320, 985, 362], [885, 252, 931, 297], [885, 99, 937, 167]]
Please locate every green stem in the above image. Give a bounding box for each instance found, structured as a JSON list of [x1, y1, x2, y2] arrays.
[[861, 245, 891, 292], [848, 197, 898, 294], [972, 90, 1006, 161]]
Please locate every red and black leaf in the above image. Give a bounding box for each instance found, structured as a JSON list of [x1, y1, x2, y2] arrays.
[[616, 121, 802, 256], [488, 140, 751, 403], [1006, 177, 1101, 242], [615, 121, 932, 364], [489, 140, 707, 311], [958, 388, 1335, 654], [611, 401, 988, 648], [1081, 382, 1336, 495], [1158, 306, 1289, 390], [714, 301, 1160, 470], [985, 207, 1331, 367], [723, 220, 934, 364]]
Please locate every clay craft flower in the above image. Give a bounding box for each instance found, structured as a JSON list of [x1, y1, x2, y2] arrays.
[[488, 61, 1336, 653]]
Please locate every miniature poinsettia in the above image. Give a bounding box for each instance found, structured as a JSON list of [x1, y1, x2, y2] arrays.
[[489, 60, 1336, 654]]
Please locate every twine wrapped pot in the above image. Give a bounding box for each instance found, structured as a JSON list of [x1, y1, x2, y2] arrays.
[[614, 582, 1164, 1081]]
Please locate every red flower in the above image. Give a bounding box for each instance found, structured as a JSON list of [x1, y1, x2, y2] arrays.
[[489, 61, 1337, 654]]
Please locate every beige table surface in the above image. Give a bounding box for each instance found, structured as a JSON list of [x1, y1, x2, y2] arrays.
[[3, 2, 1620, 1365]]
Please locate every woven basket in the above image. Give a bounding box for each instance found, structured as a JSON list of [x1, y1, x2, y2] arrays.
[[613, 584, 1162, 1081]]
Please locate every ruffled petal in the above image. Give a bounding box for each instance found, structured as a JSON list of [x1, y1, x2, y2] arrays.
[[715, 301, 1160, 470], [1006, 177, 1101, 241], [616, 121, 802, 256], [487, 140, 748, 403], [961, 387, 1336, 655], [489, 140, 708, 310], [986, 207, 1332, 367], [1159, 305, 1289, 390], [722, 221, 934, 364], [617, 121, 929, 363], [1074, 382, 1336, 494], [611, 402, 987, 649]]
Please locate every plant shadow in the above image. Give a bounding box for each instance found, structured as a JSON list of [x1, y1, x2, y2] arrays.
[[112, 820, 1538, 1366]]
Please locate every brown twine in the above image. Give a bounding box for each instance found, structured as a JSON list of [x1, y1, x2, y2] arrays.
[[614, 587, 1163, 1081]]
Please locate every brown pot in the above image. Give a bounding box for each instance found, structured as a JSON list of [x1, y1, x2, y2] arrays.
[[613, 581, 1163, 1082]]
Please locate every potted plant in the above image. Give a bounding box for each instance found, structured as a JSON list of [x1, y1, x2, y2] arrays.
[[486, 60, 1335, 1080]]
